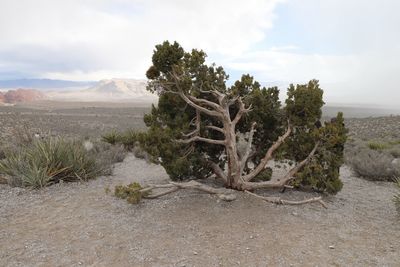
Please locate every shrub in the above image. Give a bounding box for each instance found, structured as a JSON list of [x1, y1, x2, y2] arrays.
[[102, 129, 149, 160], [90, 141, 127, 175], [114, 182, 150, 204], [0, 138, 104, 188], [101, 130, 122, 145], [346, 146, 399, 181], [368, 141, 389, 151]]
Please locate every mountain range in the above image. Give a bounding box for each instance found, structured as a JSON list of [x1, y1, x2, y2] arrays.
[[0, 78, 158, 103]]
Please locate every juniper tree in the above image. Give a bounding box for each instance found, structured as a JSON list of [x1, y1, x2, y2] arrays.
[[136, 41, 347, 206]]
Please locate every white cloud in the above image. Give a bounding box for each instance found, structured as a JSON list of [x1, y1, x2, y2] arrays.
[[225, 0, 400, 106], [0, 0, 284, 80]]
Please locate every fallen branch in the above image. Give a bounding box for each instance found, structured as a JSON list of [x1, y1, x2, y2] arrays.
[[245, 190, 327, 208], [141, 180, 237, 201]]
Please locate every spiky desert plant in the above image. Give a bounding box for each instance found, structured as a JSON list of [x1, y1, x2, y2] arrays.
[[101, 130, 122, 145], [0, 138, 103, 188]]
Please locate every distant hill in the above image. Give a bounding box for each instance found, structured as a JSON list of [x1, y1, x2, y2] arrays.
[[323, 105, 400, 118], [0, 79, 96, 90], [47, 78, 157, 103], [0, 89, 45, 104]]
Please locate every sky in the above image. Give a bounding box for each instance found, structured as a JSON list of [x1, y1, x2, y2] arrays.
[[0, 0, 399, 106]]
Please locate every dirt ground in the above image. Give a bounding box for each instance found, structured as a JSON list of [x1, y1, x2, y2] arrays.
[[1, 154, 399, 267]]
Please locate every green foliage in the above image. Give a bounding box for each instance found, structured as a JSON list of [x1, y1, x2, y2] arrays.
[[114, 182, 149, 204], [368, 141, 390, 151], [0, 139, 103, 188], [291, 113, 347, 194], [101, 130, 122, 145], [141, 41, 347, 194]]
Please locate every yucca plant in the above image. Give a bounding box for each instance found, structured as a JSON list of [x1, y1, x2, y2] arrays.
[[0, 138, 103, 188], [101, 130, 122, 145]]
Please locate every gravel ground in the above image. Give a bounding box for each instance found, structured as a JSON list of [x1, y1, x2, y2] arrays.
[[1, 154, 399, 267]]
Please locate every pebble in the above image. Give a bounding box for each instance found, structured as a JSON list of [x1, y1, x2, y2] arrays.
[[329, 245, 335, 249]]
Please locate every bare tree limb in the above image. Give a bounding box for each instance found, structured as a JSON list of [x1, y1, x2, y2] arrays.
[[240, 122, 257, 174], [242, 141, 320, 189], [181, 110, 201, 137], [142, 180, 236, 201], [245, 190, 327, 208], [205, 125, 224, 133], [208, 161, 227, 183], [167, 71, 223, 118], [188, 95, 223, 112], [232, 98, 252, 125], [177, 136, 226, 145], [243, 123, 292, 182]]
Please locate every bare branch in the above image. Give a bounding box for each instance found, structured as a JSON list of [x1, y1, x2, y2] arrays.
[[181, 110, 201, 137], [205, 125, 224, 133], [244, 123, 292, 182], [242, 141, 320, 189], [167, 71, 223, 118], [240, 122, 257, 174], [188, 95, 223, 112], [245, 190, 327, 208], [177, 136, 226, 146], [232, 98, 252, 125], [142, 180, 236, 201], [178, 92, 222, 118], [280, 141, 320, 185], [208, 161, 227, 183]]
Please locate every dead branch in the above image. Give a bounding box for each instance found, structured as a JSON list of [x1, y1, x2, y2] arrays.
[[205, 125, 224, 133], [242, 141, 320, 190], [181, 110, 201, 137], [243, 123, 292, 182], [245, 190, 327, 208], [177, 136, 226, 145], [208, 161, 227, 182], [141, 180, 236, 201], [232, 98, 252, 125], [240, 122, 257, 174]]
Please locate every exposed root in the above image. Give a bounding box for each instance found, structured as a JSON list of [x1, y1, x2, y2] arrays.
[[141, 180, 237, 202], [245, 190, 328, 209]]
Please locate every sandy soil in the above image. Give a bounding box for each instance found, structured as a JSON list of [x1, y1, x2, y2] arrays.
[[1, 154, 399, 267]]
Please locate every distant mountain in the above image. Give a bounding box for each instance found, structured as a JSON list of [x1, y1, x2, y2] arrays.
[[0, 89, 45, 104], [0, 79, 96, 90], [47, 78, 157, 102]]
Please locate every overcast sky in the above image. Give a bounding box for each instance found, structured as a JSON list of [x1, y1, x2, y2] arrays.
[[0, 0, 399, 106]]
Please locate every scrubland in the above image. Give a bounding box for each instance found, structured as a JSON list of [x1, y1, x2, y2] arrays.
[[0, 102, 399, 266]]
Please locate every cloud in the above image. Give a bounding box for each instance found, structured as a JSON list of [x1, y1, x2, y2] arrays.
[[0, 0, 284, 80], [225, 0, 400, 106]]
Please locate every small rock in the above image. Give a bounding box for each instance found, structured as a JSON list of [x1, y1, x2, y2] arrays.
[[329, 245, 335, 249], [193, 251, 198, 255], [250, 235, 254, 239], [291, 212, 298, 216], [218, 194, 237, 202]]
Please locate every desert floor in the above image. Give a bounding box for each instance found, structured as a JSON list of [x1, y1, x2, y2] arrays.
[[0, 102, 399, 266]]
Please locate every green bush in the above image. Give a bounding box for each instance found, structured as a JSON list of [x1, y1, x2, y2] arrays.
[[0, 138, 104, 188], [368, 141, 390, 151], [101, 130, 123, 145], [114, 182, 150, 204]]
